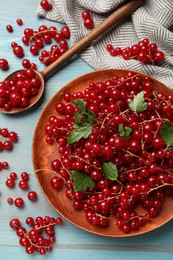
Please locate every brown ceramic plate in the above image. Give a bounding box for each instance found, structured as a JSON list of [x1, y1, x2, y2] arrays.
[[32, 69, 173, 237]]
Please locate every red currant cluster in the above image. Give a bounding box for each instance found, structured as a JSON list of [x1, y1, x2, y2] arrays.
[[107, 38, 165, 65], [21, 25, 70, 65], [82, 10, 94, 29], [6, 171, 38, 207], [0, 161, 9, 170], [0, 59, 9, 70], [9, 216, 62, 255], [40, 0, 52, 11], [0, 128, 18, 151], [45, 72, 173, 233], [0, 68, 41, 111]]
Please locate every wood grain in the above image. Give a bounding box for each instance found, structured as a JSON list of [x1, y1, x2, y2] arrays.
[[33, 68, 173, 237]]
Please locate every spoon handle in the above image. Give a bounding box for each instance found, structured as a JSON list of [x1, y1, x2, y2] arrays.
[[41, 0, 144, 79]]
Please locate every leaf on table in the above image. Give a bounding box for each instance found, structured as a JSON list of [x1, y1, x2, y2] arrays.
[[70, 170, 95, 192]]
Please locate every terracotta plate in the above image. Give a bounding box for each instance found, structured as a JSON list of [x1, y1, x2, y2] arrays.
[[32, 69, 173, 237]]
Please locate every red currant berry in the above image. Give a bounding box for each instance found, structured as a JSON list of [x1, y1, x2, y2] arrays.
[[27, 191, 38, 201], [9, 218, 21, 229], [84, 18, 94, 29], [16, 18, 23, 25], [0, 59, 9, 70], [6, 24, 13, 32], [14, 198, 24, 208]]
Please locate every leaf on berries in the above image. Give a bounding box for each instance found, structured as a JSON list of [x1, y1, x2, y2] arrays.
[[102, 161, 118, 181], [71, 170, 95, 192], [72, 98, 97, 124], [67, 123, 92, 144], [71, 98, 86, 113], [74, 112, 81, 124], [160, 121, 173, 146], [118, 123, 132, 139], [128, 91, 148, 113], [83, 110, 97, 124]]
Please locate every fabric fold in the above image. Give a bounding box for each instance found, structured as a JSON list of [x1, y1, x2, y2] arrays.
[[37, 0, 173, 88]]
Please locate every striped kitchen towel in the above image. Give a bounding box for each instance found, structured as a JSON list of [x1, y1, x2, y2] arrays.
[[37, 0, 173, 88]]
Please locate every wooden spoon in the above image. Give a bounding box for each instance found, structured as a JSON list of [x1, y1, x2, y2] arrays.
[[0, 0, 144, 114]]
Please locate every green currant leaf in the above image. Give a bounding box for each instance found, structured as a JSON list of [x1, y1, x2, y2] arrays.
[[160, 121, 173, 147], [102, 161, 118, 181], [71, 98, 86, 113], [82, 110, 97, 124], [67, 123, 92, 144], [128, 91, 148, 113], [74, 112, 81, 124], [70, 170, 95, 192], [118, 123, 132, 139], [87, 110, 97, 124]]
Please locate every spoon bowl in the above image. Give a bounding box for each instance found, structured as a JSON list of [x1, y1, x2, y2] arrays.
[[0, 70, 45, 114], [0, 0, 144, 114]]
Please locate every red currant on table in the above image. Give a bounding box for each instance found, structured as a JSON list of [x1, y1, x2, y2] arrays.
[[27, 191, 38, 201], [16, 18, 23, 25], [21, 171, 29, 180], [0, 161, 9, 170], [14, 198, 24, 208], [6, 24, 13, 32], [6, 178, 15, 188], [18, 179, 29, 190], [13, 45, 24, 57], [9, 218, 21, 229], [22, 59, 31, 69], [0, 58, 9, 70], [7, 198, 13, 205], [10, 172, 17, 180]]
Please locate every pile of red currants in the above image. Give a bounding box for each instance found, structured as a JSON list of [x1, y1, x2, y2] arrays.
[[10, 216, 62, 255], [45, 71, 173, 233], [107, 38, 165, 65], [0, 69, 41, 111]]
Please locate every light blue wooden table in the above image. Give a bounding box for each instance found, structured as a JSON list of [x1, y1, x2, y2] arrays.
[[0, 1, 173, 259]]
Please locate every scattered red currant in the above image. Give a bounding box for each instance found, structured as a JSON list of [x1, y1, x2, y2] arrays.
[[0, 58, 9, 70], [13, 45, 24, 57], [0, 161, 9, 170], [6, 24, 13, 32], [27, 191, 38, 201], [14, 198, 24, 208], [0, 128, 18, 150], [16, 18, 23, 26]]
